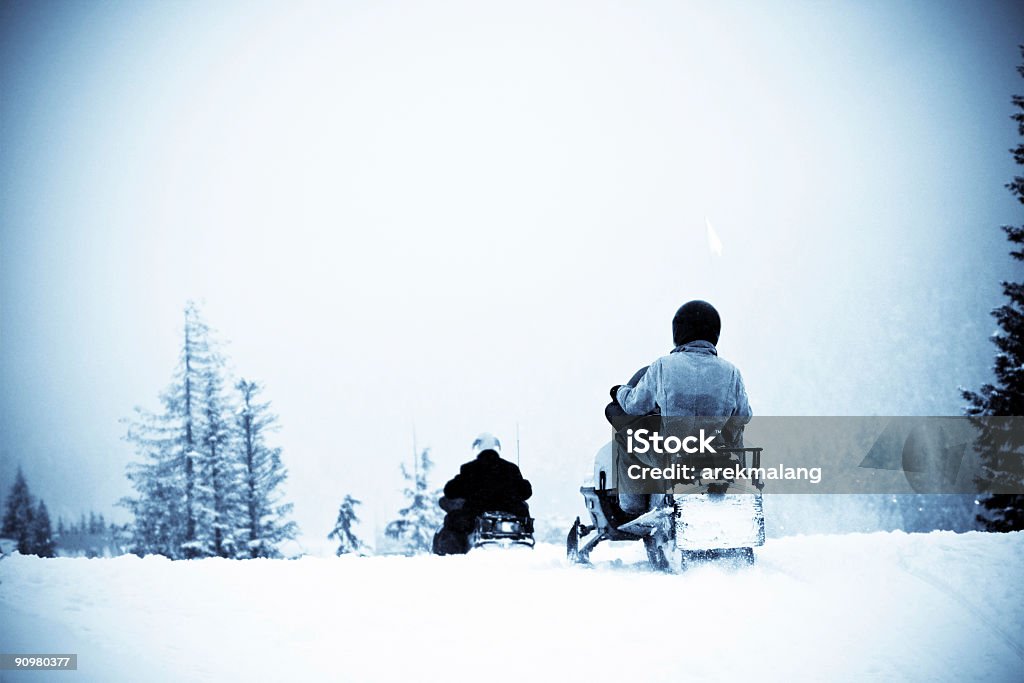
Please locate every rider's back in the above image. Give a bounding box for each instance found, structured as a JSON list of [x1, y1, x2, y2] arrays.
[[614, 301, 752, 443], [444, 450, 532, 515], [636, 341, 748, 413]]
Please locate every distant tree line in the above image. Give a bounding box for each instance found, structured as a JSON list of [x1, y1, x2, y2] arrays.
[[58, 511, 110, 536], [1, 469, 137, 558], [122, 302, 297, 559], [55, 512, 131, 558]]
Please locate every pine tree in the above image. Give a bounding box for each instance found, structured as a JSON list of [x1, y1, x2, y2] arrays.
[[384, 449, 443, 555], [329, 494, 367, 556], [121, 454, 185, 557], [962, 46, 1024, 532], [197, 361, 239, 558], [234, 379, 298, 558], [28, 501, 56, 558], [2, 468, 34, 546], [123, 302, 225, 558], [123, 304, 300, 559]]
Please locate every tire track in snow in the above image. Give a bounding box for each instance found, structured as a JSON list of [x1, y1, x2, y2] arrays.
[[897, 552, 1024, 663]]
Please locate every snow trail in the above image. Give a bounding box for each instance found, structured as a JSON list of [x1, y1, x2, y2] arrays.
[[1, 531, 1021, 682]]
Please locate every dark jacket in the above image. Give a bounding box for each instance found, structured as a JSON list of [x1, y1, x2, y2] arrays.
[[443, 450, 532, 515]]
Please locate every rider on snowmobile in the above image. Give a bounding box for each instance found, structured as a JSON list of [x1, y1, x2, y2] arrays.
[[432, 433, 533, 555], [608, 300, 752, 513]]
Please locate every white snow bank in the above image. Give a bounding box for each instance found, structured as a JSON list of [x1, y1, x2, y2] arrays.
[[1, 531, 1022, 682]]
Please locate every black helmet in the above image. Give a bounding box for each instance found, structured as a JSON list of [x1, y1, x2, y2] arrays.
[[672, 300, 721, 347]]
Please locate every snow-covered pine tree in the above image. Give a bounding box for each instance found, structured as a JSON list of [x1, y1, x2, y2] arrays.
[[962, 46, 1024, 532], [28, 500, 55, 558], [197, 359, 241, 558], [234, 379, 297, 558], [384, 449, 443, 555], [328, 494, 367, 556], [123, 302, 226, 558], [2, 467, 34, 549], [121, 452, 185, 557]]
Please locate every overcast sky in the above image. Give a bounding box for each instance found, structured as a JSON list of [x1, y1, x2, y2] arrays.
[[2, 0, 1023, 541]]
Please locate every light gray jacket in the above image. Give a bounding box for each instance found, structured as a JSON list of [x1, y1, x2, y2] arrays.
[[615, 340, 752, 437]]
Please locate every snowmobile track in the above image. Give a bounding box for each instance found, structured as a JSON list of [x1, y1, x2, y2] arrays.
[[897, 552, 1024, 663]]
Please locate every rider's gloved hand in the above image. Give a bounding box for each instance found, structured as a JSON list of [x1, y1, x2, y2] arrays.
[[609, 385, 623, 405]]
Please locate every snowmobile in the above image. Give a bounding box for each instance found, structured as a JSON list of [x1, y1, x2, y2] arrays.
[[468, 511, 535, 550], [567, 440, 765, 572]]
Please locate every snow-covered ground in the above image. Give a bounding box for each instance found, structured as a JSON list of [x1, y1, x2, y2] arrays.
[[1, 531, 1022, 682]]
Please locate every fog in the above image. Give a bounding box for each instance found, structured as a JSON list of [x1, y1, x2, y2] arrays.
[[2, 0, 1022, 541]]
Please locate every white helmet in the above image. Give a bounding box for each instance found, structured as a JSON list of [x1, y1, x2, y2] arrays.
[[472, 432, 502, 456]]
